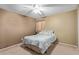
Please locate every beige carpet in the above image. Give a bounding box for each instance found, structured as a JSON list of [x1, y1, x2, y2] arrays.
[[0, 43, 79, 55]]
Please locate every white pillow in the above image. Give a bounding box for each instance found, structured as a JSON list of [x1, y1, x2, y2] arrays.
[[39, 30, 54, 35]]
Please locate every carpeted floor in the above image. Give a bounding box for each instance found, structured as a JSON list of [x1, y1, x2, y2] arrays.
[[0, 43, 79, 55]]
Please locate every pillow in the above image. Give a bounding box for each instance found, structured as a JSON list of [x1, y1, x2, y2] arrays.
[[38, 30, 54, 35]]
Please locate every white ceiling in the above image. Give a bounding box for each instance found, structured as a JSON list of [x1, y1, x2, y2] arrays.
[[0, 4, 78, 19]]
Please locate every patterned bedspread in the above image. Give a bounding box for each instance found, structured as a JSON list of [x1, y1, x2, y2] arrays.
[[22, 31, 56, 54]]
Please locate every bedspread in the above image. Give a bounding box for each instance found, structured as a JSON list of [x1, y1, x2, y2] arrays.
[[22, 32, 56, 54]]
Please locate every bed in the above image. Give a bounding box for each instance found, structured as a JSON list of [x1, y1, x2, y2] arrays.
[[22, 30, 57, 54]]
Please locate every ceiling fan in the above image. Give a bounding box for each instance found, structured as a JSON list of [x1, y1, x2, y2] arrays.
[[23, 4, 45, 18]]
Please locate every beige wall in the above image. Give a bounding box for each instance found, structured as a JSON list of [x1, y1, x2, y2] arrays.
[[77, 7, 79, 47], [0, 9, 36, 48], [44, 10, 77, 45]]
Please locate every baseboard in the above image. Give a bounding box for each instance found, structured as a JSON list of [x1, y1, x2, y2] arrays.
[[0, 43, 22, 52], [58, 42, 78, 48]]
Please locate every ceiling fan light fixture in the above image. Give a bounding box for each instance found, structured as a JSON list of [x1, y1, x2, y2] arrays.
[[32, 4, 44, 14], [34, 4, 39, 9], [33, 9, 41, 14]]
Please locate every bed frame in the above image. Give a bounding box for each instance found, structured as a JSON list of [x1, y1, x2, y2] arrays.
[[21, 39, 58, 54]]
